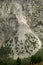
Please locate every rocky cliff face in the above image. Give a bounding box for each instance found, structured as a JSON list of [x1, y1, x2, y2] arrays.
[[0, 0, 43, 59]]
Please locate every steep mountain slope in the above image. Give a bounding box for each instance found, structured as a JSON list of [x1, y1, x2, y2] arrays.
[[0, 0, 43, 59]]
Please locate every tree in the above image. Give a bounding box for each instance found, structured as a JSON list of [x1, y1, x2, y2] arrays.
[[31, 55, 42, 64], [16, 57, 21, 65], [0, 42, 13, 59]]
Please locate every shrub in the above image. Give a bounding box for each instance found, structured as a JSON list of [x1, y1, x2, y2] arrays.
[[31, 55, 42, 64], [16, 57, 21, 65]]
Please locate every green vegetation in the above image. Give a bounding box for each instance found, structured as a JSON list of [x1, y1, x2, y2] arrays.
[[0, 36, 42, 65], [35, 48, 43, 60], [0, 58, 16, 65], [0, 41, 14, 59], [31, 55, 42, 64], [16, 57, 21, 65], [0, 55, 42, 65]]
